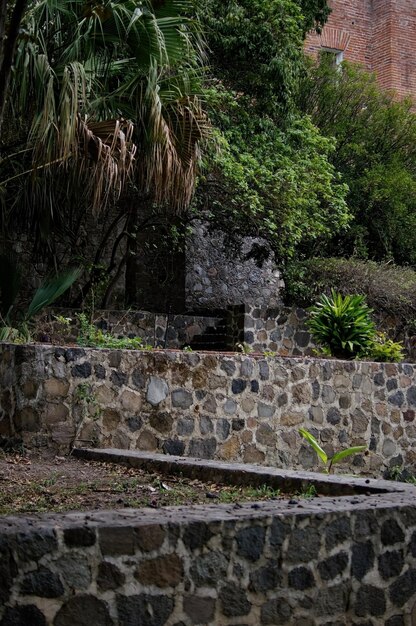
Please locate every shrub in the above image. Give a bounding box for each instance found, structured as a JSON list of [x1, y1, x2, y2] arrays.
[[307, 290, 375, 359], [284, 257, 416, 335], [362, 332, 404, 363], [76, 313, 152, 350]]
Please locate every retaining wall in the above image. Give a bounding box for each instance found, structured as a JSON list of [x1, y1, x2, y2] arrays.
[[0, 455, 416, 626], [2, 344, 416, 475], [1, 466, 416, 626]]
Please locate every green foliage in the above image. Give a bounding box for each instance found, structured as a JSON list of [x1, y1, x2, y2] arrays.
[[198, 0, 303, 114], [74, 383, 101, 420], [1, 0, 208, 302], [198, 87, 350, 262], [76, 313, 152, 350], [25, 272, 80, 322], [199, 0, 330, 114], [284, 257, 416, 325], [235, 342, 254, 355], [0, 260, 79, 341], [307, 290, 375, 358], [299, 428, 367, 473], [299, 59, 416, 265], [192, 0, 344, 265], [362, 332, 404, 363], [297, 483, 317, 499]]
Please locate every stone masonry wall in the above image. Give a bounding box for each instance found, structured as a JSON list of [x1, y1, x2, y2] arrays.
[[243, 306, 315, 356], [41, 305, 416, 360], [2, 491, 416, 625], [2, 344, 416, 475], [36, 309, 225, 350], [185, 222, 283, 310]]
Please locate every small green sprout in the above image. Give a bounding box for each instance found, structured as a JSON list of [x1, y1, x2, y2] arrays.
[[299, 428, 367, 473]]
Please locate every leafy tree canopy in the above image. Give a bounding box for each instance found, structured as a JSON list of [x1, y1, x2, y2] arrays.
[[197, 86, 350, 262], [198, 0, 330, 114], [299, 59, 416, 266], [194, 0, 348, 264]]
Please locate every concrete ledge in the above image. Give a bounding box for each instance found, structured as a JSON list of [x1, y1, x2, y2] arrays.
[[73, 447, 413, 498], [1, 465, 416, 624]]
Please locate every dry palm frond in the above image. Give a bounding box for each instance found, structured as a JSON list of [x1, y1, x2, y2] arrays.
[[76, 116, 137, 213], [1, 0, 208, 221], [139, 62, 210, 212]]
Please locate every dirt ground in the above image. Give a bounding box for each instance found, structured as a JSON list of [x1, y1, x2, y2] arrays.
[[0, 449, 293, 516]]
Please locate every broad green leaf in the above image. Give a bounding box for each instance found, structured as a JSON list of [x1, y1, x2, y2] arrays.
[[331, 446, 367, 465], [299, 428, 327, 464], [25, 269, 80, 321]]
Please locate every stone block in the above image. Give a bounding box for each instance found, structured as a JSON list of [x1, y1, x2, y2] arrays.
[[43, 402, 69, 425], [243, 445, 265, 464], [0, 605, 47, 626], [355, 585, 386, 617], [120, 390, 142, 413], [381, 519, 405, 545], [102, 408, 120, 431], [72, 363, 92, 378], [317, 552, 348, 581], [219, 435, 240, 460], [21, 566, 64, 598], [97, 561, 126, 591], [163, 439, 185, 456], [55, 554, 91, 590], [292, 383, 311, 404], [135, 524, 166, 553], [172, 389, 193, 409], [378, 550, 404, 580], [64, 527, 96, 548], [352, 541, 375, 580], [116, 594, 174, 626], [183, 596, 216, 624], [219, 582, 251, 617], [188, 438, 216, 459], [190, 551, 228, 587], [249, 561, 282, 592], [16, 530, 58, 562], [288, 566, 315, 590], [14, 406, 38, 432], [137, 430, 158, 451], [51, 423, 76, 446], [287, 528, 321, 563], [260, 597, 291, 625], [256, 423, 275, 447], [99, 526, 135, 556], [135, 554, 183, 587], [43, 378, 70, 397], [55, 595, 113, 626], [183, 522, 213, 551], [236, 526, 266, 562]]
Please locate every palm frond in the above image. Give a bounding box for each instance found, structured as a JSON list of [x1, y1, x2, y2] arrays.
[[25, 268, 81, 321]]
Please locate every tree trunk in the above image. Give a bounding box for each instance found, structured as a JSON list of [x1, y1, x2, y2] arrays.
[[0, 0, 28, 135]]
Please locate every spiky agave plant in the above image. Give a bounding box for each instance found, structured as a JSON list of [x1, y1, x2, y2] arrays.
[[307, 289, 376, 359], [299, 428, 367, 473]]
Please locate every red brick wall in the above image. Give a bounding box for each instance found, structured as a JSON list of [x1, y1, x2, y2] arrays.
[[305, 0, 416, 100]]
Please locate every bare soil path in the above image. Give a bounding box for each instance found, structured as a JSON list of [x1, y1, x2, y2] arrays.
[[0, 450, 288, 515]]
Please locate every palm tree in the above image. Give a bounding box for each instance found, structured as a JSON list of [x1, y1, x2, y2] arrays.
[[4, 0, 207, 205], [0, 0, 208, 304]]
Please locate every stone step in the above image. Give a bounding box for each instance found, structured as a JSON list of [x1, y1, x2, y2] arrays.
[[72, 447, 404, 497]]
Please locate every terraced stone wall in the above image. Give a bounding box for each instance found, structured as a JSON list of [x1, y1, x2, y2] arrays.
[[35, 309, 226, 350], [1, 493, 416, 625], [1, 344, 416, 475]]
